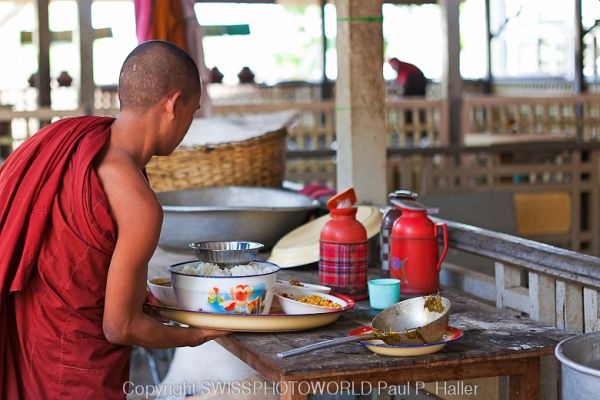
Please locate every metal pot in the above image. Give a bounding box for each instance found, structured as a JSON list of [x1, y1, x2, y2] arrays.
[[556, 331, 600, 400], [157, 186, 318, 250]]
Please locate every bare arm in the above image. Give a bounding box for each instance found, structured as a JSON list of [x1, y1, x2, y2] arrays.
[[100, 164, 230, 348]]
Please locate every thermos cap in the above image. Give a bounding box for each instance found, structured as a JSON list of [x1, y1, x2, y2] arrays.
[[327, 187, 357, 210], [391, 199, 428, 211], [388, 190, 418, 201]]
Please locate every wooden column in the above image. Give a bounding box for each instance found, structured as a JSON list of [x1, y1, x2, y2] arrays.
[[35, 0, 51, 110], [0, 107, 11, 158], [594, 36, 598, 82], [78, 0, 95, 115], [574, 0, 586, 95], [574, 0, 585, 141], [320, 0, 332, 100], [440, 0, 462, 145], [335, 0, 387, 206], [484, 0, 493, 94]]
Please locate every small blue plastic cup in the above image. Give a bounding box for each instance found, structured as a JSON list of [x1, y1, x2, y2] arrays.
[[368, 278, 401, 310]]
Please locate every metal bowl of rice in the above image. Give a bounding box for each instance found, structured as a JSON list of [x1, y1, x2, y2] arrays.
[[189, 240, 264, 266], [169, 260, 279, 314]]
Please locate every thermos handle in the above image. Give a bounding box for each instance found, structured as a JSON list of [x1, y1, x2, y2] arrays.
[[434, 223, 449, 272]]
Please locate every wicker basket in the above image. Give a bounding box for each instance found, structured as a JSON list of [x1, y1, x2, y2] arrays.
[[146, 128, 287, 192]]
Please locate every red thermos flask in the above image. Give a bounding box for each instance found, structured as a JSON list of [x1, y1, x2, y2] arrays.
[[389, 199, 448, 295], [380, 190, 418, 276], [319, 189, 368, 300]]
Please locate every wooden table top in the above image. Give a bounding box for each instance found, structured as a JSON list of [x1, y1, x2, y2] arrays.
[[217, 266, 573, 382]]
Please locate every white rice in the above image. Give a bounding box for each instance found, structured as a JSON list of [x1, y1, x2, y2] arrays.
[[178, 262, 274, 277]]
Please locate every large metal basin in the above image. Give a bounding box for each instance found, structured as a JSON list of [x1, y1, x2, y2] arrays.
[[157, 186, 318, 250], [556, 331, 600, 400]]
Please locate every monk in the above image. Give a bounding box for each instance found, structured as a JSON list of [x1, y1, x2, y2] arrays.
[[0, 41, 230, 399]]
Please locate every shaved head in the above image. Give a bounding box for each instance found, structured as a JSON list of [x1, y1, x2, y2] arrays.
[[118, 40, 200, 113]]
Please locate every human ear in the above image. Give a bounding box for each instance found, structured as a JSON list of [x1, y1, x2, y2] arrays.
[[165, 91, 183, 120]]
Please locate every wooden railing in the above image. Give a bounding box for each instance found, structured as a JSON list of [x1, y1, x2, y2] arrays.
[[462, 94, 600, 142], [385, 98, 447, 147], [5, 92, 600, 152], [491, 78, 600, 96], [214, 98, 447, 149], [0, 108, 89, 153], [439, 219, 600, 399]]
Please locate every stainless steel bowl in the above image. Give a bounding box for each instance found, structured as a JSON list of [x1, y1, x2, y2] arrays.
[[556, 332, 600, 400], [157, 186, 319, 250], [371, 295, 451, 344], [189, 240, 264, 266]]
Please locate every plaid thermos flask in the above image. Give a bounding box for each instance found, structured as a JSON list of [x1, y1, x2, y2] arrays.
[[319, 206, 368, 300]]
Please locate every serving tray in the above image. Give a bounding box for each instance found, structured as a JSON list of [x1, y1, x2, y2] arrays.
[[145, 293, 355, 332]]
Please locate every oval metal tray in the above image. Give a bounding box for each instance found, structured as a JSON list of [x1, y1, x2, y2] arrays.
[[145, 293, 355, 332]]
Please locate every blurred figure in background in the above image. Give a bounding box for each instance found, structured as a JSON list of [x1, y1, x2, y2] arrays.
[[388, 58, 428, 147], [388, 58, 427, 97]]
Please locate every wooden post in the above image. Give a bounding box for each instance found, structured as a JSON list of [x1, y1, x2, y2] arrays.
[[440, 0, 462, 145], [0, 119, 11, 159], [509, 358, 540, 400], [574, 0, 585, 95], [591, 149, 600, 254], [35, 0, 51, 112], [594, 36, 598, 82], [78, 0, 94, 115], [335, 0, 387, 206], [556, 280, 584, 333], [529, 272, 556, 326], [320, 0, 333, 100], [484, 0, 493, 95], [574, 0, 585, 140], [583, 288, 600, 332], [495, 261, 522, 309], [571, 150, 582, 252]]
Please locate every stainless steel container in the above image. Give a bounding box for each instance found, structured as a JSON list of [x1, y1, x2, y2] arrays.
[[189, 240, 263, 266], [157, 186, 318, 250], [556, 331, 600, 400]]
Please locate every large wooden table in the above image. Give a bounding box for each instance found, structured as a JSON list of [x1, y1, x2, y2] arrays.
[[216, 267, 572, 400]]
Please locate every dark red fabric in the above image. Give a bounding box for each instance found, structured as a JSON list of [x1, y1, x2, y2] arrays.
[[389, 58, 427, 96], [0, 116, 131, 399], [392, 61, 422, 86]]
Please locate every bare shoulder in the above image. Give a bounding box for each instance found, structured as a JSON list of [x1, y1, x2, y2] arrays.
[[95, 155, 162, 233]]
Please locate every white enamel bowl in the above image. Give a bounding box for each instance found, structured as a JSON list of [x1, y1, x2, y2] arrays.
[[275, 286, 348, 315], [276, 280, 331, 294], [147, 278, 177, 307], [169, 260, 279, 314]]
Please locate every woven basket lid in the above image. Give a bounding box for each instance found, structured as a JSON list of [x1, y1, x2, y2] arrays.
[[268, 206, 382, 269], [178, 110, 297, 147]]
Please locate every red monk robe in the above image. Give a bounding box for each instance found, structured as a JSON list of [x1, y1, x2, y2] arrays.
[[0, 116, 130, 399]]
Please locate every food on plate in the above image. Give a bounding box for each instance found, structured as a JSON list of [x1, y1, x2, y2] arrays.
[[152, 278, 171, 287], [289, 279, 304, 287], [177, 262, 274, 277], [294, 294, 341, 308]]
